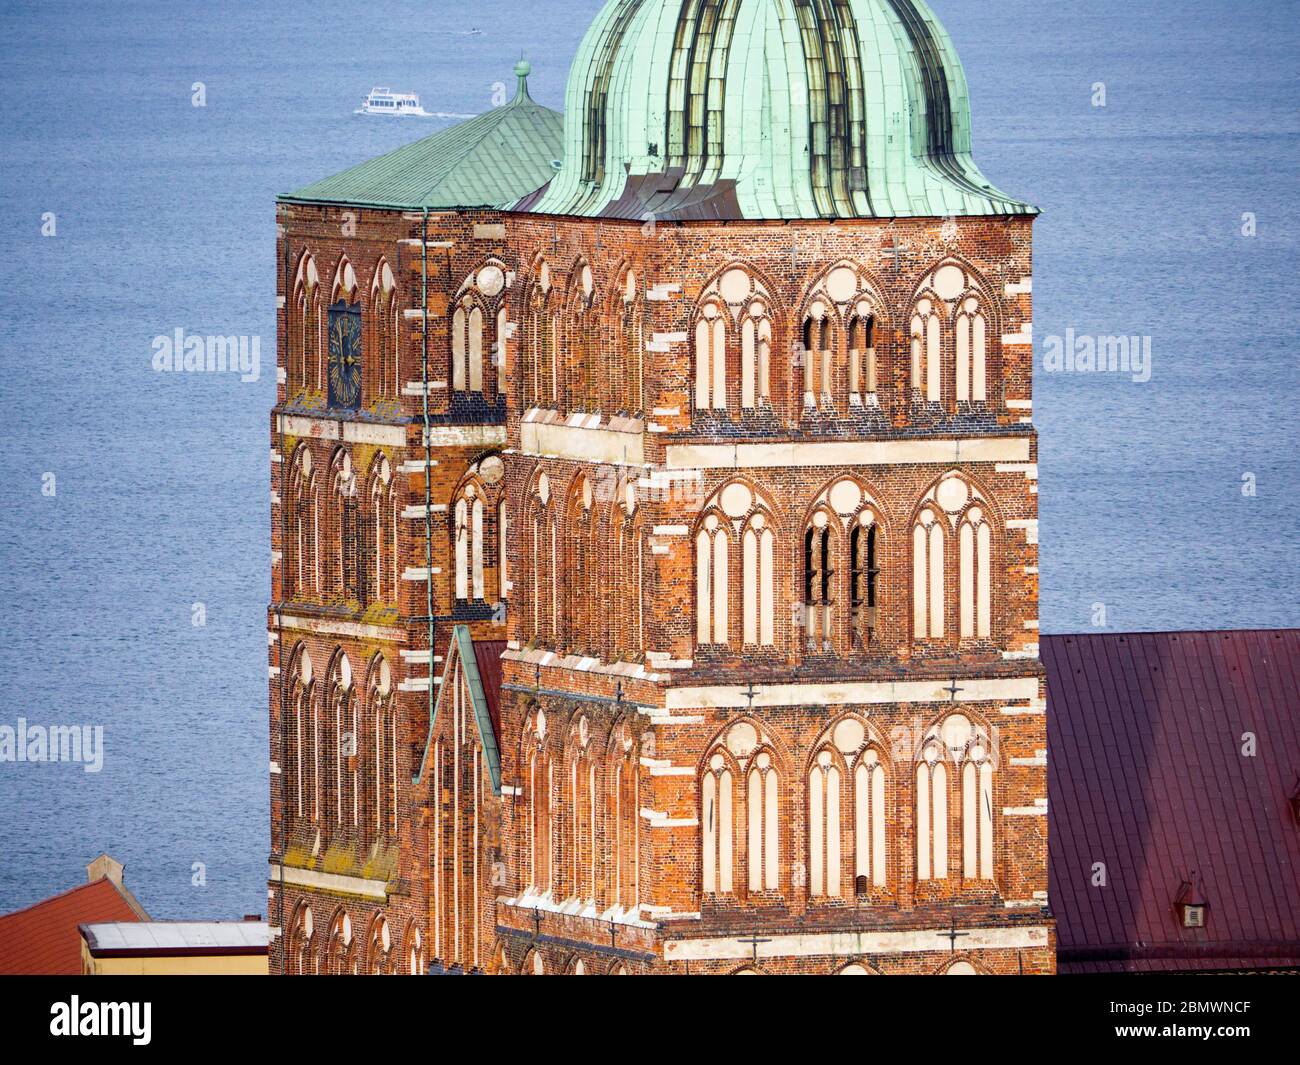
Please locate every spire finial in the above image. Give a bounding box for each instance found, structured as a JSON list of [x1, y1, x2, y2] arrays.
[[514, 59, 532, 102]]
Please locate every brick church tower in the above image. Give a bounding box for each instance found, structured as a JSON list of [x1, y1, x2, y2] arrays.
[[268, 0, 1052, 976]]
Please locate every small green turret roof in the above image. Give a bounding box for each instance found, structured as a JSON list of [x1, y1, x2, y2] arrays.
[[527, 0, 1035, 221], [280, 63, 563, 211]]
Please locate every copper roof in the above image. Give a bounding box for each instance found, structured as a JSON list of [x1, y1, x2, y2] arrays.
[[473, 639, 507, 744], [529, 0, 1035, 220], [281, 64, 563, 211], [0, 878, 144, 975], [1045, 630, 1300, 973]]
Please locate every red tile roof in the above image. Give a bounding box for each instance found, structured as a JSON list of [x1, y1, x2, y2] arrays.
[[473, 639, 507, 742], [1045, 630, 1300, 973], [0, 879, 145, 975]]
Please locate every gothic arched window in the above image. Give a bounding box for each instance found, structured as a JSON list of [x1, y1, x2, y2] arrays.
[[368, 455, 393, 606], [285, 446, 318, 600], [808, 720, 889, 901], [451, 298, 484, 394], [913, 505, 945, 639], [808, 749, 843, 898], [850, 518, 880, 649], [916, 739, 949, 881], [568, 720, 596, 903], [803, 510, 836, 652], [701, 750, 736, 895], [524, 712, 552, 893], [741, 513, 776, 647], [747, 751, 780, 893], [291, 253, 320, 397], [955, 295, 988, 404], [695, 514, 729, 646], [740, 300, 771, 410], [959, 505, 993, 641], [610, 726, 639, 910], [855, 749, 888, 891], [910, 297, 941, 403], [848, 312, 876, 402], [694, 301, 727, 411], [617, 269, 643, 415], [527, 475, 556, 641], [408, 927, 423, 976], [801, 305, 834, 409], [369, 262, 395, 403]]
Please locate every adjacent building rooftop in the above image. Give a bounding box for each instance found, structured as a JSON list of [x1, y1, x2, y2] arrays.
[[80, 920, 270, 958], [282, 62, 563, 211], [1045, 630, 1300, 974], [0, 855, 149, 975]]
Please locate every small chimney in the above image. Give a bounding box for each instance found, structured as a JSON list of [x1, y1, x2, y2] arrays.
[[243, 914, 263, 923], [86, 854, 125, 889]]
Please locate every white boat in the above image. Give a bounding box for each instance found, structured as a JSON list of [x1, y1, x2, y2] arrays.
[[356, 88, 429, 116]]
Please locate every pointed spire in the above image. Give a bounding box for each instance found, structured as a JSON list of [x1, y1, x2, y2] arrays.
[[514, 59, 532, 104]]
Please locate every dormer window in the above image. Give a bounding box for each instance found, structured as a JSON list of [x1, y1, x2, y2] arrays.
[[1175, 878, 1209, 929]]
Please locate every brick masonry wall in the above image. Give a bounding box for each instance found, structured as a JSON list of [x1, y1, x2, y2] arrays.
[[268, 204, 1052, 975]]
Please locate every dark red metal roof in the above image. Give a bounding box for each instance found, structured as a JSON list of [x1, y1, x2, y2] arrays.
[[473, 640, 507, 744], [0, 879, 144, 975], [1044, 630, 1300, 973]]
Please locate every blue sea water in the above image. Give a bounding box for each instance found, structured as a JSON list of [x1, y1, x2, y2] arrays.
[[0, 0, 1295, 920]]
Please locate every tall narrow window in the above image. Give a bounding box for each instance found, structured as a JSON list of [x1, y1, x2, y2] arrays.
[[370, 262, 395, 403], [454, 498, 469, 601], [695, 304, 726, 411], [962, 753, 995, 881], [548, 314, 559, 405], [849, 314, 876, 402], [695, 516, 728, 646], [373, 696, 384, 835], [911, 300, 941, 403], [526, 726, 552, 893], [392, 300, 401, 397], [740, 304, 771, 409], [959, 507, 993, 640], [495, 307, 507, 396], [612, 732, 640, 910], [802, 313, 831, 408], [570, 747, 595, 901], [850, 519, 879, 649], [854, 750, 887, 889], [747, 752, 779, 893], [471, 496, 485, 600], [916, 743, 948, 881], [497, 500, 509, 605], [913, 506, 945, 639], [468, 306, 484, 393], [808, 751, 842, 898], [955, 298, 987, 403], [742, 515, 775, 646], [292, 254, 320, 396], [804, 514, 835, 651], [701, 753, 735, 894], [370, 457, 392, 604], [452, 304, 467, 391]]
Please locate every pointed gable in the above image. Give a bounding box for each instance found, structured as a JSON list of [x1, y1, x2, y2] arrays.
[[417, 626, 506, 795]]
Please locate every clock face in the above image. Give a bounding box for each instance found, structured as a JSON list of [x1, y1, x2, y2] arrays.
[[327, 302, 363, 410]]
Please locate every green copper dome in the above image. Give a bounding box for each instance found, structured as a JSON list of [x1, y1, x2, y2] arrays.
[[525, 0, 1034, 221]]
